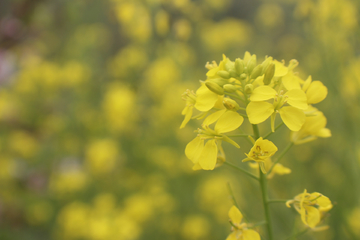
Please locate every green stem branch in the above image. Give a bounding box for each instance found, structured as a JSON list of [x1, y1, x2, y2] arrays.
[[263, 122, 284, 139], [252, 124, 273, 240], [267, 142, 294, 176], [227, 134, 253, 137], [223, 161, 259, 181], [267, 199, 288, 204]]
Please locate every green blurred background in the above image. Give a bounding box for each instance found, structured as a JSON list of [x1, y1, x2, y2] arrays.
[[0, 0, 360, 239]]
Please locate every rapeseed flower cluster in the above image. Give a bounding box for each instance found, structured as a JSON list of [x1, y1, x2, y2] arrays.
[[181, 53, 333, 239]]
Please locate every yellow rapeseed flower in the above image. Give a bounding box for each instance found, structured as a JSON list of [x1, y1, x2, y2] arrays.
[[291, 107, 331, 144], [226, 206, 260, 240], [243, 137, 278, 173], [185, 111, 243, 170], [286, 189, 332, 228], [246, 86, 308, 131]]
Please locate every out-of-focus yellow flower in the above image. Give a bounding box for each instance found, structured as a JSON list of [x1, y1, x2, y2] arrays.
[[102, 84, 137, 132], [181, 215, 210, 240], [0, 157, 16, 180], [155, 10, 169, 36], [247, 86, 308, 131], [185, 111, 243, 170], [174, 19, 192, 41], [25, 201, 53, 225], [291, 107, 331, 145], [61, 61, 90, 87], [123, 194, 154, 223], [108, 44, 148, 78], [57, 202, 90, 239], [347, 207, 360, 237], [49, 168, 88, 196], [114, 1, 151, 42], [85, 139, 119, 174], [286, 189, 332, 228], [9, 131, 39, 159], [145, 57, 180, 99], [255, 3, 284, 29], [227, 206, 260, 240], [201, 19, 251, 52]]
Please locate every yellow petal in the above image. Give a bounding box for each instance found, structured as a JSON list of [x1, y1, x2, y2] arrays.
[[273, 163, 291, 175], [317, 128, 331, 138], [180, 106, 193, 129], [311, 193, 332, 211], [282, 72, 301, 90], [243, 229, 261, 240], [285, 89, 308, 110], [228, 206, 243, 224], [303, 206, 321, 228], [185, 137, 204, 163], [279, 106, 305, 131], [194, 84, 218, 111], [215, 111, 244, 133], [250, 86, 277, 101], [246, 102, 274, 124], [306, 81, 328, 104], [273, 60, 288, 76], [226, 232, 238, 240], [203, 109, 226, 126], [198, 139, 217, 170]]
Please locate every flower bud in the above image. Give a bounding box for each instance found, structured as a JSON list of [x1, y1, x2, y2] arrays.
[[240, 73, 247, 80], [223, 98, 240, 111], [205, 81, 224, 95], [263, 63, 275, 85], [217, 70, 230, 79], [228, 69, 238, 78], [262, 59, 272, 74], [211, 78, 228, 86], [247, 55, 257, 74], [244, 84, 254, 94], [250, 65, 263, 79], [223, 84, 237, 93], [235, 58, 244, 74]]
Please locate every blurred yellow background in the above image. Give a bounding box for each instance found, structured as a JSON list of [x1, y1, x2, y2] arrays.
[[0, 0, 359, 239]]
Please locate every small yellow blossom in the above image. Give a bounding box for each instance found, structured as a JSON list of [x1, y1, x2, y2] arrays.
[[180, 89, 196, 129], [286, 189, 332, 228], [246, 86, 308, 131], [227, 206, 261, 240], [243, 137, 278, 173], [185, 111, 243, 170], [291, 107, 331, 144]]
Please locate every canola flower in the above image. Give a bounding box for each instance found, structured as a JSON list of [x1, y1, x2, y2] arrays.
[[181, 52, 332, 240], [227, 206, 260, 240], [286, 190, 332, 228]]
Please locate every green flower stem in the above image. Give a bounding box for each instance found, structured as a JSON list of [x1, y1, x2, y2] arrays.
[[227, 182, 239, 208], [223, 161, 259, 181], [267, 199, 288, 204], [251, 221, 267, 227], [253, 124, 273, 240], [267, 142, 294, 176], [227, 182, 249, 223], [227, 134, 253, 137], [263, 122, 284, 139]]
